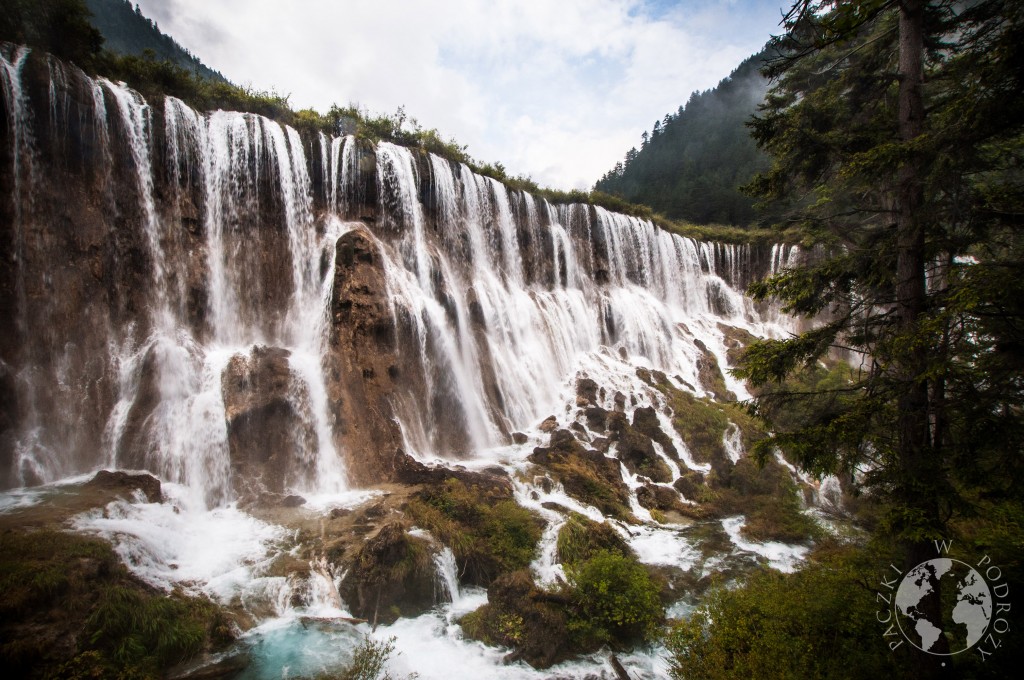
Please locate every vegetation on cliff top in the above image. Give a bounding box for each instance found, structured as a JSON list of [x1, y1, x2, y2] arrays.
[[0, 0, 772, 245]]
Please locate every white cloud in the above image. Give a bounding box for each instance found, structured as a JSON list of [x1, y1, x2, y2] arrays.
[[136, 0, 783, 190]]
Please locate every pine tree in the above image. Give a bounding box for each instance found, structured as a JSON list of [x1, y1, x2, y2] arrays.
[[739, 2, 1024, 671]]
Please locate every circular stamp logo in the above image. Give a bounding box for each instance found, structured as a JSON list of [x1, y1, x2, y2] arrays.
[[876, 541, 1010, 662]]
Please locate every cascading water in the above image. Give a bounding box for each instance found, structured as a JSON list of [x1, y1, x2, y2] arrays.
[[0, 47, 838, 679]]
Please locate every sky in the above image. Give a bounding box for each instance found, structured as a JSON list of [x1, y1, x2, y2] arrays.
[[136, 0, 788, 191]]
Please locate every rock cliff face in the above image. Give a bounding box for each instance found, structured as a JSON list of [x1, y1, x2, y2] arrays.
[[0, 44, 800, 502]]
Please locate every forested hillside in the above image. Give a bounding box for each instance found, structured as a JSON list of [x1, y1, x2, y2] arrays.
[[595, 51, 769, 226], [84, 0, 225, 82]]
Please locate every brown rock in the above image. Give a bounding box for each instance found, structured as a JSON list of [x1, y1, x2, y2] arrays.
[[576, 377, 599, 405], [673, 470, 706, 500], [461, 570, 574, 669], [85, 470, 163, 503], [616, 429, 672, 484], [338, 523, 437, 625], [325, 228, 420, 485], [632, 406, 679, 460], [222, 346, 316, 498], [584, 406, 608, 432]]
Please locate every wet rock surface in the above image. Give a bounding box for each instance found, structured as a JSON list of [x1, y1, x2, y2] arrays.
[[85, 469, 163, 503], [223, 346, 316, 498], [460, 570, 574, 669], [337, 522, 438, 625], [529, 429, 632, 520]]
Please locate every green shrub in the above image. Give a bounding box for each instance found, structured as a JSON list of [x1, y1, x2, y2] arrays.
[[666, 543, 904, 680], [565, 550, 663, 648], [337, 636, 397, 680]]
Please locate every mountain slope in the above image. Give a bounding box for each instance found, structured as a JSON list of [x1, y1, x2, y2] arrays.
[[595, 51, 770, 227], [84, 0, 226, 82]]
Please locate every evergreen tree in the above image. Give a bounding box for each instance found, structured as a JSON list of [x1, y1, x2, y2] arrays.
[[738, 2, 1024, 673], [594, 51, 771, 226]]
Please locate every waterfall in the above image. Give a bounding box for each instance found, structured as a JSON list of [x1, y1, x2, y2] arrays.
[[0, 51, 792, 503], [433, 546, 462, 605], [0, 46, 831, 680]]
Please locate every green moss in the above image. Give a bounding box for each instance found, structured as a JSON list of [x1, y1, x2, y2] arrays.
[[528, 433, 633, 521], [0, 529, 230, 679], [406, 479, 542, 586], [0, 530, 113, 617], [666, 390, 731, 464], [83, 586, 223, 671], [741, 491, 821, 544], [655, 379, 765, 465], [555, 513, 633, 566]]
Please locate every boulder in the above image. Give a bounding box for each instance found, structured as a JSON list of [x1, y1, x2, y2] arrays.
[[338, 523, 437, 625], [222, 346, 316, 498], [584, 406, 608, 432], [528, 432, 632, 520], [460, 570, 574, 669], [575, 377, 599, 405], [85, 470, 162, 503], [616, 429, 672, 483], [636, 484, 687, 514], [673, 470, 706, 500], [632, 406, 680, 460], [325, 228, 421, 485], [694, 339, 736, 402]]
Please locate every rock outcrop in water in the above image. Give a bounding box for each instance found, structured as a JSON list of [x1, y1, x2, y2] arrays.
[[0, 43, 802, 502]]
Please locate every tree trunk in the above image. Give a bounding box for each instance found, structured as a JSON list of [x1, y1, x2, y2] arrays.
[[895, 0, 951, 673]]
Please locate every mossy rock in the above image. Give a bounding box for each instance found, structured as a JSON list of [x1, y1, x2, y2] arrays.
[[616, 428, 673, 483], [636, 484, 689, 516], [673, 470, 706, 500], [694, 338, 735, 402], [0, 529, 232, 679], [528, 441, 633, 521], [631, 406, 678, 459], [667, 390, 731, 465], [656, 381, 765, 465], [717, 322, 759, 367], [556, 513, 633, 566], [405, 478, 543, 587], [459, 570, 574, 669], [706, 458, 821, 544], [337, 522, 437, 624]]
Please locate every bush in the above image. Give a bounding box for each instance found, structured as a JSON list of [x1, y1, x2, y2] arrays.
[[338, 636, 397, 680], [565, 550, 664, 648], [666, 543, 904, 680]]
